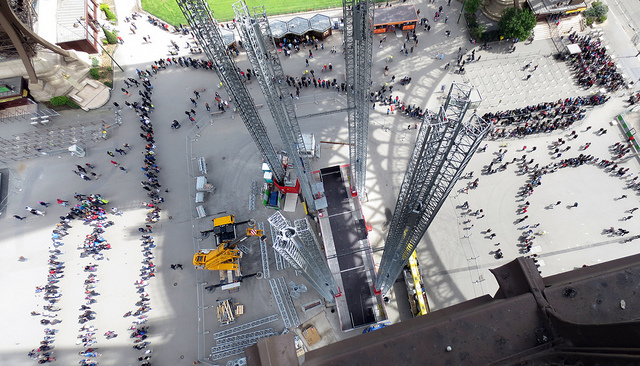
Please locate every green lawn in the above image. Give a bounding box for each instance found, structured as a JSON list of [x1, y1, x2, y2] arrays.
[[141, 0, 343, 25]]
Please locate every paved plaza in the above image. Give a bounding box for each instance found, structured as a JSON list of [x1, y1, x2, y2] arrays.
[[1, 0, 640, 365]]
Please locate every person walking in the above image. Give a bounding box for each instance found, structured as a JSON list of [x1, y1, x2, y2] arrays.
[[57, 199, 69, 206], [110, 160, 119, 167], [190, 98, 197, 107], [38, 201, 50, 207], [107, 151, 115, 157], [119, 166, 128, 173]]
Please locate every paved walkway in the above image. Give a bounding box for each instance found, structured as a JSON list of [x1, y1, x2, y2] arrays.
[[1, 0, 640, 365]]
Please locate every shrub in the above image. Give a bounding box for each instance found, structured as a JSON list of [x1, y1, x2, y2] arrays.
[[91, 57, 99, 67], [464, 0, 483, 14], [470, 24, 486, 41], [50, 96, 70, 106], [482, 29, 501, 42], [100, 4, 117, 21], [89, 68, 100, 79], [103, 81, 113, 88], [102, 27, 118, 44]]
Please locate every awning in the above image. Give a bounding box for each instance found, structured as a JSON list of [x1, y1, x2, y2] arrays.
[[287, 17, 310, 36], [220, 28, 235, 46], [309, 14, 332, 32], [566, 43, 581, 54], [268, 19, 288, 38]]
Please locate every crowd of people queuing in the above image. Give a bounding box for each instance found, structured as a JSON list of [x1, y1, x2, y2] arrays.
[[123, 59, 177, 366], [484, 95, 609, 139], [456, 124, 638, 269], [28, 194, 119, 365], [565, 32, 626, 92]]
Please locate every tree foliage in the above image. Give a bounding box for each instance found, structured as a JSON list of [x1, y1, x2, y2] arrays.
[[50, 96, 70, 106], [584, 1, 608, 23], [498, 7, 536, 40], [100, 3, 117, 21], [102, 27, 118, 44], [465, 0, 483, 14]]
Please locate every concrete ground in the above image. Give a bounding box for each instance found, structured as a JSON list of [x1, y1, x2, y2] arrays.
[[1, 0, 639, 365]]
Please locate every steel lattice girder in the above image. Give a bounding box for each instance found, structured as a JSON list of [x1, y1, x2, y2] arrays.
[[375, 83, 492, 295], [233, 1, 318, 212], [268, 212, 338, 303], [175, 0, 285, 184], [343, 0, 373, 199]]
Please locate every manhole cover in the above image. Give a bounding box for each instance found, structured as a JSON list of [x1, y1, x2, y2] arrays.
[[174, 283, 178, 286]]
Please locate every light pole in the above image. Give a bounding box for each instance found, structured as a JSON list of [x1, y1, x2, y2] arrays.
[[457, 0, 467, 24]]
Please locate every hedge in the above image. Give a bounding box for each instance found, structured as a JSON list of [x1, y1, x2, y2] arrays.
[[50, 96, 70, 106], [89, 68, 100, 79], [100, 4, 117, 21], [102, 27, 118, 44]]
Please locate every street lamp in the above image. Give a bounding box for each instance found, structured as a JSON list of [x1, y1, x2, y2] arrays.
[[457, 0, 467, 24]]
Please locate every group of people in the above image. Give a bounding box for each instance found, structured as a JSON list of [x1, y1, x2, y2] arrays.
[[29, 193, 120, 364], [515, 136, 637, 242], [457, 113, 638, 267], [485, 95, 609, 139], [123, 59, 176, 366], [566, 32, 626, 92]]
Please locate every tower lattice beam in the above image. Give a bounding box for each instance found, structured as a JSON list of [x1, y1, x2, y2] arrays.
[[343, 0, 373, 199], [268, 212, 338, 303], [233, 1, 319, 212], [375, 83, 492, 295], [175, 0, 285, 184]]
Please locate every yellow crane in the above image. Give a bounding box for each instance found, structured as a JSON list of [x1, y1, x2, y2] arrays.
[[193, 215, 264, 271]]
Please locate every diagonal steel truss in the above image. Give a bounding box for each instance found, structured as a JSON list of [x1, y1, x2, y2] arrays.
[[175, 0, 285, 184], [343, 0, 373, 199], [375, 83, 492, 295], [268, 212, 338, 303], [233, 1, 318, 212]]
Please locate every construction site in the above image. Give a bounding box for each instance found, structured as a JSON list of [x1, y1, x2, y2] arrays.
[[3, 0, 640, 364]]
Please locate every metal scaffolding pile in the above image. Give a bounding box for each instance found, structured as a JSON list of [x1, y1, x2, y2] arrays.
[[375, 83, 492, 295], [268, 212, 338, 303], [343, 0, 374, 198], [175, 0, 285, 184], [233, 0, 319, 212]]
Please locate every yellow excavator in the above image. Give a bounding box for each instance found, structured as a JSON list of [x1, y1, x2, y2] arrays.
[[193, 215, 264, 271]]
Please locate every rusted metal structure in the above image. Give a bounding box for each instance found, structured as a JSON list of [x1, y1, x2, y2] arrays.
[[247, 253, 640, 365]]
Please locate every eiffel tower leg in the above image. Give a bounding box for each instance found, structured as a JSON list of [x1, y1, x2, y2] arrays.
[[0, 0, 70, 83]]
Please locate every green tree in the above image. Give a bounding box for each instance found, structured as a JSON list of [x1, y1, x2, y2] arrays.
[[584, 1, 608, 23], [498, 7, 536, 40], [465, 0, 483, 14]]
